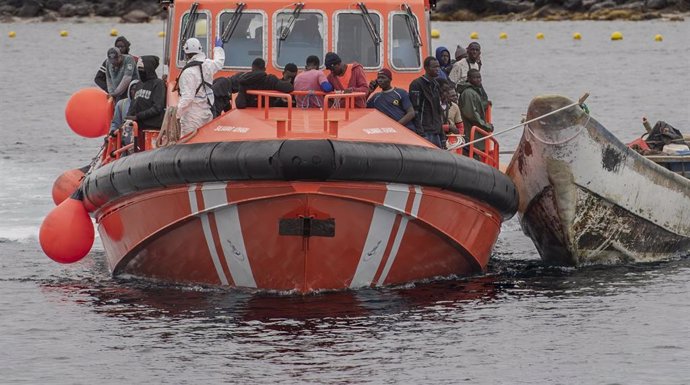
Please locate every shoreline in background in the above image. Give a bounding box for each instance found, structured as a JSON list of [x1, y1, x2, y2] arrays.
[[0, 0, 687, 23]]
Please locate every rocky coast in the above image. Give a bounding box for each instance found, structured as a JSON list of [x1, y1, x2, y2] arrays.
[[0, 0, 687, 22], [434, 0, 689, 21]]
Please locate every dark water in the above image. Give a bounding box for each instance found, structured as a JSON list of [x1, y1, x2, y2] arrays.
[[1, 20, 689, 384]]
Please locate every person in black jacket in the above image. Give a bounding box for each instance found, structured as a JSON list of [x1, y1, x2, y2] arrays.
[[126, 55, 166, 150], [235, 58, 294, 109], [95, 36, 135, 91], [409, 56, 444, 148]]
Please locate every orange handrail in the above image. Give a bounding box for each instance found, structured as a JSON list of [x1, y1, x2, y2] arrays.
[[467, 125, 499, 168], [100, 121, 139, 165], [246, 90, 294, 130], [323, 92, 366, 131]]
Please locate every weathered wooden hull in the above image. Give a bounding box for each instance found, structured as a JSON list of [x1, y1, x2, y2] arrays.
[[506, 95, 690, 265]]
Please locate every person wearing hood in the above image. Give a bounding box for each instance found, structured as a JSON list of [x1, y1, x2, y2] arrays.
[[126, 55, 166, 133], [449, 42, 481, 84], [324, 52, 369, 108], [458, 69, 492, 154], [96, 36, 137, 92], [175, 37, 225, 136], [235, 58, 294, 109], [434, 46, 452, 80], [110, 79, 140, 134], [105, 46, 139, 102]]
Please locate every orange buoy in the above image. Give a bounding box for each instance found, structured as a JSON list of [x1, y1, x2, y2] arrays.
[[65, 88, 113, 138], [51, 167, 87, 205], [39, 190, 94, 264]]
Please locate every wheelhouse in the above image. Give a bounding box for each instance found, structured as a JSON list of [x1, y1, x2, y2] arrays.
[[164, 0, 433, 93]]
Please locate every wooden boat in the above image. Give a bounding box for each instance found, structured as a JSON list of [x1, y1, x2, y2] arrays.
[[42, 0, 518, 293], [506, 95, 690, 266]]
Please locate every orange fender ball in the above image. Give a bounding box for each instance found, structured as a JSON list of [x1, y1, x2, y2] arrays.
[[51, 168, 86, 205], [65, 88, 113, 138], [39, 197, 94, 264]]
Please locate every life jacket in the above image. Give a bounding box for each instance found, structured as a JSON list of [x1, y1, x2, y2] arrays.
[[173, 60, 213, 107]]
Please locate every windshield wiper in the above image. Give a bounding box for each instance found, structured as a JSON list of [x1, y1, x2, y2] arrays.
[[357, 2, 381, 51], [221, 2, 246, 42], [279, 3, 304, 41], [179, 2, 199, 50], [403, 3, 422, 48]]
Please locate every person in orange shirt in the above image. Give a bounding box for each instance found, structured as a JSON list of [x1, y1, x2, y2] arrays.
[[324, 52, 369, 108]]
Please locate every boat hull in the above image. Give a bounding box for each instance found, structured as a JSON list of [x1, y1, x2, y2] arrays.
[[97, 181, 503, 292], [507, 95, 690, 265]]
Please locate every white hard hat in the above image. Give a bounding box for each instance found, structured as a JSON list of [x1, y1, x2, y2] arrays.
[[183, 38, 203, 54]]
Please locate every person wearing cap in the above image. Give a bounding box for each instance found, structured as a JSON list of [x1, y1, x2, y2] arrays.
[[409, 56, 444, 148], [105, 46, 139, 102], [95, 36, 137, 92], [366, 68, 417, 133], [293, 55, 333, 108], [449, 42, 481, 85], [323, 52, 369, 108], [454, 45, 468, 63], [175, 37, 225, 136]]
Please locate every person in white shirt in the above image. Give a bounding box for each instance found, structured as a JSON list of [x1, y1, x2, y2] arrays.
[[175, 37, 225, 136], [449, 42, 481, 84]]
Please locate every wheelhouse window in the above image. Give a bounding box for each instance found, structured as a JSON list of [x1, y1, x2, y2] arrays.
[[335, 11, 381, 68], [274, 11, 325, 69], [218, 10, 265, 68], [390, 13, 422, 70], [176, 11, 210, 67]]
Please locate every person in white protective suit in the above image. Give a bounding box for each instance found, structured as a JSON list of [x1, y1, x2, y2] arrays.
[[175, 37, 225, 136]]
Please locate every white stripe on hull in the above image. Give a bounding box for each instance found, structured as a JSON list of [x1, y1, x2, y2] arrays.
[[201, 184, 257, 288], [188, 185, 229, 285], [350, 184, 414, 288], [377, 186, 423, 286]]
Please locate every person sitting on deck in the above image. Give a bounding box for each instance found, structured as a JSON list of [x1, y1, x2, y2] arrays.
[[175, 37, 225, 136], [409, 56, 444, 148], [458, 69, 493, 155], [235, 58, 295, 109], [110, 80, 140, 145], [105, 47, 139, 102], [272, 63, 299, 107], [324, 52, 369, 108], [126, 55, 166, 149], [293, 55, 333, 108], [366, 68, 417, 133]]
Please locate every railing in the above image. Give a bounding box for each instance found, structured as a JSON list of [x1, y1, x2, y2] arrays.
[[247, 90, 366, 136], [467, 125, 499, 168], [100, 121, 160, 166]]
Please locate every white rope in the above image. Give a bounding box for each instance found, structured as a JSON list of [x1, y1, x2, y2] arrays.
[[526, 114, 590, 146], [454, 93, 590, 150]]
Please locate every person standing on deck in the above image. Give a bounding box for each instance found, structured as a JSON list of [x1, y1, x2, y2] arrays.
[[449, 42, 481, 85], [409, 56, 444, 148], [366, 68, 417, 133], [105, 47, 139, 102], [435, 46, 452, 81], [458, 69, 493, 154], [293, 55, 333, 108], [175, 37, 225, 136], [96, 36, 136, 92], [324, 52, 369, 108]]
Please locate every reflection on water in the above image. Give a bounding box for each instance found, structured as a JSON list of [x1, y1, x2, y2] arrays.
[[40, 253, 690, 324]]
